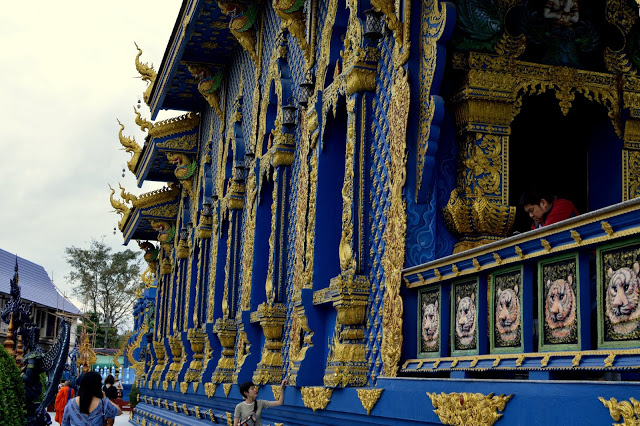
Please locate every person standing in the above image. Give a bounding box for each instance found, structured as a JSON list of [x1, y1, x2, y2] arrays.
[[62, 371, 121, 426], [55, 380, 75, 425], [102, 374, 118, 401], [233, 378, 287, 426]]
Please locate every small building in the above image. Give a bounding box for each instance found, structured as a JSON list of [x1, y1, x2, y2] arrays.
[[0, 248, 82, 350]]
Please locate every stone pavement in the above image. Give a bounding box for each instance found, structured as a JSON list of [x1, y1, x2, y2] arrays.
[[113, 412, 132, 425]]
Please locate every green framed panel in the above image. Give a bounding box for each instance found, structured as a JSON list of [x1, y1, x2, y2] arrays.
[[597, 237, 640, 349], [490, 266, 524, 354], [451, 278, 479, 356], [418, 287, 442, 358], [538, 253, 581, 351]]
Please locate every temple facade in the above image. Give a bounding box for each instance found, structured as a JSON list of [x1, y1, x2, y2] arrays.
[[112, 1, 640, 424]]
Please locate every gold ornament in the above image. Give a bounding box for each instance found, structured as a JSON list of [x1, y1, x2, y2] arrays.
[[427, 392, 513, 426], [301, 387, 333, 412], [599, 397, 640, 426], [356, 388, 384, 415]]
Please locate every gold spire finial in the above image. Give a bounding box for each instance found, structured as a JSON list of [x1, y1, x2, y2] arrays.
[[117, 119, 142, 172], [134, 42, 157, 106], [133, 106, 153, 132]]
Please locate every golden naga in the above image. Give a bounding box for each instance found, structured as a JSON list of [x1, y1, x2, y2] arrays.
[[116, 119, 142, 173], [134, 106, 153, 133], [109, 184, 130, 230], [134, 42, 157, 106], [119, 183, 138, 205], [217, 1, 259, 64]]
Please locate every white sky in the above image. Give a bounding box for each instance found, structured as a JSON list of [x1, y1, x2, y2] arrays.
[[0, 1, 183, 325]]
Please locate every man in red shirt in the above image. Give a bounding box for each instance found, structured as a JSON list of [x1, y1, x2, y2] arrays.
[[519, 191, 579, 229]]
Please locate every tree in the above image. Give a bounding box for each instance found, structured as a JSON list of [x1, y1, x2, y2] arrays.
[[66, 238, 142, 343], [0, 346, 26, 426]]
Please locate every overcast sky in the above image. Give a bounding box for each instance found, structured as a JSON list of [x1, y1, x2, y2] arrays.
[[0, 1, 183, 321]]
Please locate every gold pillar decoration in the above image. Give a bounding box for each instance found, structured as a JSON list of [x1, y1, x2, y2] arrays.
[[227, 178, 246, 210], [322, 273, 370, 387], [164, 336, 184, 383], [357, 388, 384, 415], [134, 42, 157, 106], [117, 119, 142, 173], [252, 302, 287, 385], [211, 318, 237, 383], [273, 0, 312, 67], [443, 86, 517, 253], [149, 341, 166, 383], [623, 75, 640, 201], [184, 328, 206, 383], [599, 396, 640, 425], [186, 64, 224, 118], [3, 313, 15, 356], [428, 392, 513, 426], [301, 387, 333, 412], [380, 67, 410, 378]]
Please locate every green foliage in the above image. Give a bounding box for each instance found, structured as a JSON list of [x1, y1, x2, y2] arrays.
[[65, 238, 142, 340], [0, 346, 26, 426], [38, 372, 47, 402], [79, 312, 120, 349], [128, 384, 140, 408]]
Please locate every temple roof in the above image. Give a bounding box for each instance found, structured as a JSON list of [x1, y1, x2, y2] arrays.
[[0, 248, 82, 315], [149, 0, 239, 118]]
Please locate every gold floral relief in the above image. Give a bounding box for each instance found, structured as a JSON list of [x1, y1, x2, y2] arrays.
[[381, 67, 410, 378], [240, 172, 258, 310], [315, 0, 340, 92], [599, 396, 640, 426], [338, 97, 358, 273], [357, 388, 384, 415], [623, 150, 640, 201], [428, 392, 513, 426], [301, 387, 333, 412]]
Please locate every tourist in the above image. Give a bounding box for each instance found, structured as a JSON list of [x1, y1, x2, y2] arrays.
[[102, 374, 118, 401], [233, 378, 287, 426], [62, 370, 121, 426], [519, 191, 579, 229], [54, 380, 75, 425]]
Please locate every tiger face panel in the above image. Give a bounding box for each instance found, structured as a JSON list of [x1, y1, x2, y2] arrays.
[[545, 275, 577, 340], [455, 293, 476, 347], [496, 285, 520, 344], [422, 300, 439, 349], [606, 262, 640, 336]]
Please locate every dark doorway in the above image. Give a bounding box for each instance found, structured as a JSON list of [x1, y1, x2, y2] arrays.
[[509, 91, 619, 232]]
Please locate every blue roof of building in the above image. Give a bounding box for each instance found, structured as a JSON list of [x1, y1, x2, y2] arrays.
[[0, 248, 82, 315]]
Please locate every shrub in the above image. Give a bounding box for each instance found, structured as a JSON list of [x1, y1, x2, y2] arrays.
[[128, 384, 140, 408], [0, 346, 26, 426]]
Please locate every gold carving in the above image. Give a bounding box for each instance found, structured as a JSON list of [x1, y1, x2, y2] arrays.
[[134, 107, 153, 133], [205, 383, 217, 398], [109, 184, 130, 231], [417, 0, 446, 197], [381, 67, 410, 378], [572, 354, 582, 368], [218, 2, 259, 65], [301, 387, 333, 412], [180, 382, 188, 394], [541, 239, 552, 252], [602, 221, 615, 236], [212, 318, 237, 383], [271, 384, 281, 402], [598, 397, 640, 426], [117, 119, 142, 173], [134, 42, 157, 106], [149, 112, 200, 139], [133, 185, 180, 209], [427, 392, 513, 426], [570, 230, 582, 244], [253, 303, 287, 385], [623, 150, 640, 201], [356, 389, 384, 415], [186, 64, 224, 117], [605, 353, 616, 368], [273, 0, 312, 66], [515, 246, 524, 259], [223, 383, 232, 397]]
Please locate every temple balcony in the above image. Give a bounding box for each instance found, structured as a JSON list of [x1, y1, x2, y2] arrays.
[[403, 197, 640, 379]]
